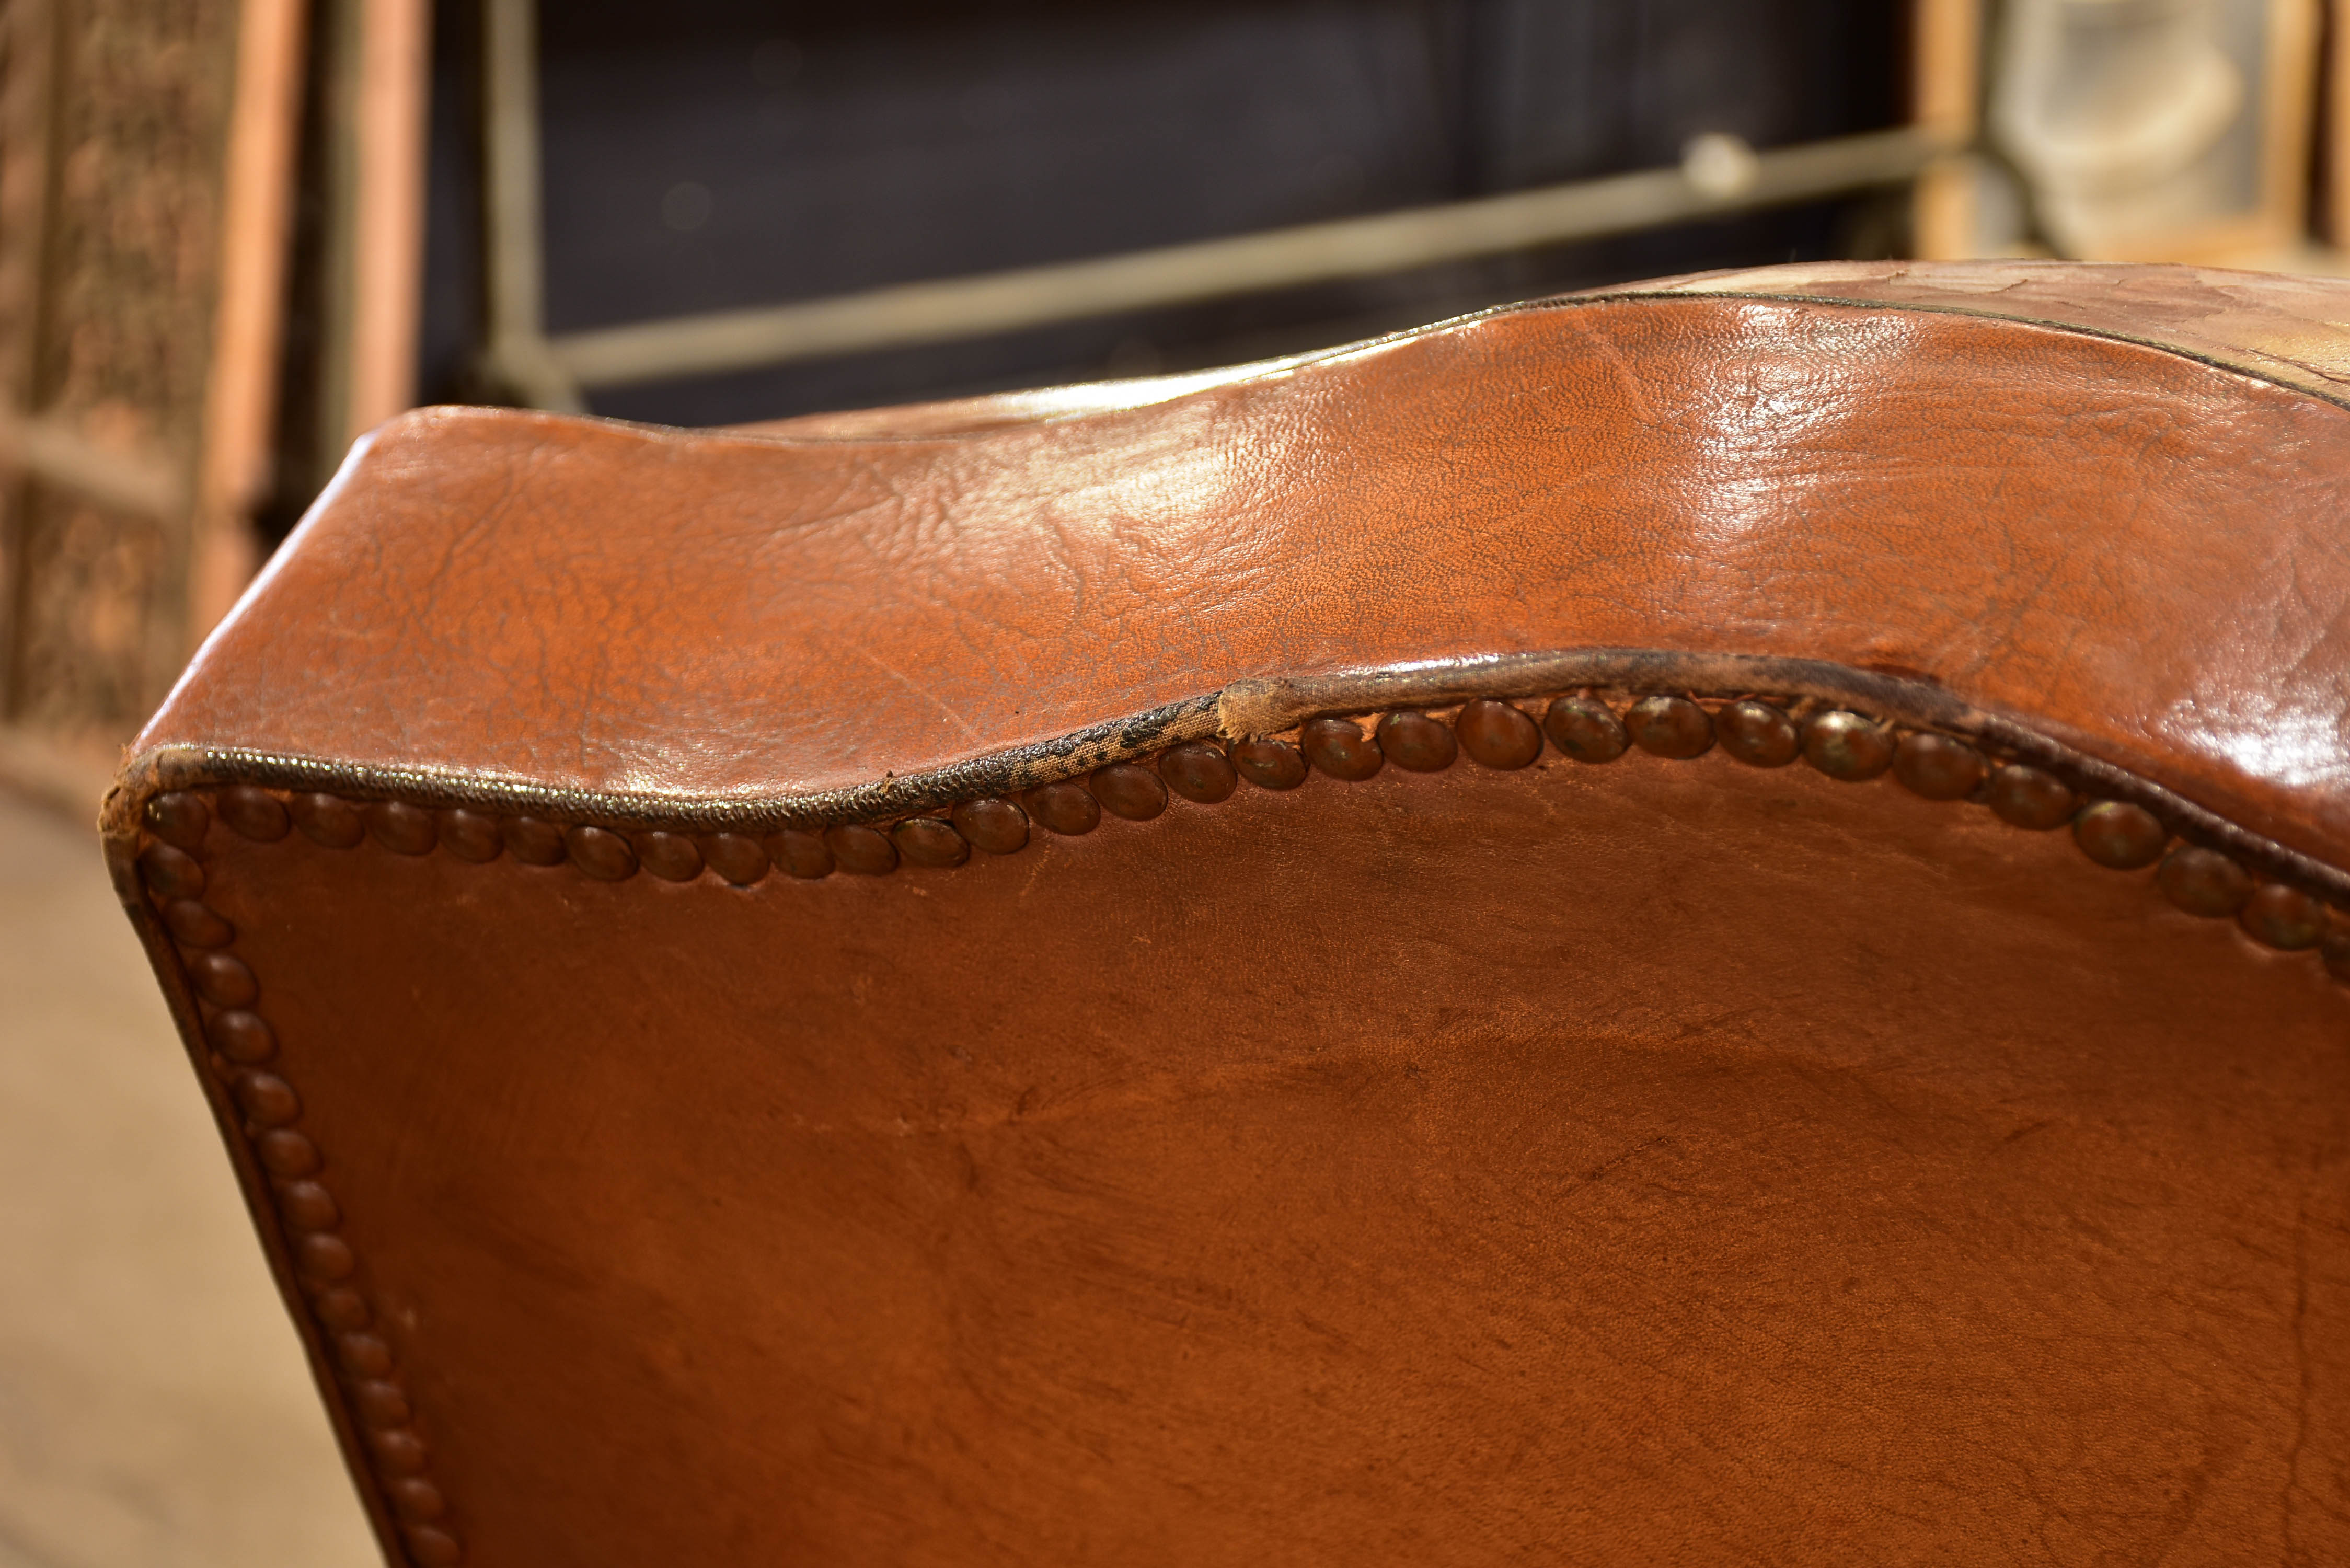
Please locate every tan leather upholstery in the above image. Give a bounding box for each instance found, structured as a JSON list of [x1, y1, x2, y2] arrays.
[[109, 262, 2350, 1565]]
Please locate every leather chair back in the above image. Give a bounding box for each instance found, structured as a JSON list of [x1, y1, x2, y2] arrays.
[[112, 261, 2350, 1565]]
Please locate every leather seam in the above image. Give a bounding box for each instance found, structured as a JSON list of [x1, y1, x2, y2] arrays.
[[108, 651, 2350, 904]]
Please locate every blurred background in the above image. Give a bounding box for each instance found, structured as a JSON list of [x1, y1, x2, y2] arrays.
[[0, 2, 2344, 1564]]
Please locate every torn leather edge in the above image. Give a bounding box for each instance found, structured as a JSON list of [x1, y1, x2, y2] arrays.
[[103, 647, 2350, 908]]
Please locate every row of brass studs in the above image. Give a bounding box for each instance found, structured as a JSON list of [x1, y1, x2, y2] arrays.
[[158, 689, 2349, 979], [136, 793, 464, 1568]]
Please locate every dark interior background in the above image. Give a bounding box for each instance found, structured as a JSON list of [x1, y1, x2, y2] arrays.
[[418, 0, 1908, 428]]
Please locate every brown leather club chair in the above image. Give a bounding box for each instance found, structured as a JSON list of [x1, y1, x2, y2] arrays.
[[108, 261, 2350, 1565]]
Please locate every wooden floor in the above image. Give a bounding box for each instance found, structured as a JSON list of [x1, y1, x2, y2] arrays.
[[0, 790, 377, 1568]]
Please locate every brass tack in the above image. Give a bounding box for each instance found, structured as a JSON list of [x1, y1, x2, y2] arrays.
[[767, 828, 834, 879], [437, 809, 504, 863], [354, 1379, 413, 1431], [190, 951, 259, 1008], [1625, 695, 1714, 759], [2240, 884, 2327, 950], [291, 793, 365, 849], [368, 1426, 428, 1474], [1091, 762, 1170, 818], [893, 816, 971, 868], [207, 1009, 276, 1065], [826, 823, 899, 873], [163, 898, 233, 948], [1801, 710, 1894, 780], [257, 1128, 321, 1178], [236, 1071, 301, 1127], [1542, 695, 1629, 763], [1159, 741, 1238, 802], [312, 1287, 369, 1330], [635, 831, 704, 882], [1377, 711, 1457, 773], [337, 1332, 395, 1379], [1301, 717, 1384, 780], [502, 816, 567, 866], [364, 801, 437, 856], [952, 798, 1030, 853], [1229, 737, 1308, 790], [2321, 921, 2350, 985], [1028, 780, 1101, 835], [1453, 699, 1542, 769], [146, 791, 210, 850], [1893, 732, 1985, 800], [1985, 765, 2075, 830], [2156, 847, 2253, 917], [402, 1524, 462, 1565], [276, 1179, 339, 1232], [699, 833, 770, 885], [298, 1232, 357, 1282], [1715, 699, 1799, 767], [218, 786, 291, 842], [2073, 800, 2166, 869], [137, 842, 204, 900], [386, 1476, 444, 1521], [565, 825, 639, 881]]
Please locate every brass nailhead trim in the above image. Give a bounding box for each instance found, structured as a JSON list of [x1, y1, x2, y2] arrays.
[[635, 831, 704, 883], [1456, 699, 1542, 770], [1028, 779, 1102, 835], [1986, 764, 2077, 830], [1716, 699, 1800, 768], [1542, 695, 1630, 762], [438, 810, 503, 864], [131, 799, 468, 1567], [1229, 736, 1307, 790], [893, 816, 970, 868], [152, 690, 2350, 994], [1301, 717, 1385, 780], [952, 797, 1032, 851], [1893, 731, 1984, 800], [826, 823, 897, 874], [701, 832, 771, 885], [1376, 712, 1458, 773], [1091, 762, 1170, 820], [1625, 695, 1714, 760]]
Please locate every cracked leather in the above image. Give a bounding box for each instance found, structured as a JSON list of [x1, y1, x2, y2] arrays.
[[119, 262, 2350, 1565]]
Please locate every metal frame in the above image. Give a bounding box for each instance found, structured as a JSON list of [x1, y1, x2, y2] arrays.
[[476, 0, 1954, 408]]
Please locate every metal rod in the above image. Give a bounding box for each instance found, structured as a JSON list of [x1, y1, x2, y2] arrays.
[[478, 0, 580, 410], [546, 125, 1949, 392]]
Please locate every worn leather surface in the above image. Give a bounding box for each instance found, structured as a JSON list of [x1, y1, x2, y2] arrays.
[[186, 748, 2350, 1566], [113, 262, 2350, 1563], [146, 268, 2350, 870]]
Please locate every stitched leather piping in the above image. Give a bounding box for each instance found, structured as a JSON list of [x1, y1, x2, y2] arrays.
[[105, 651, 2350, 904], [101, 653, 2350, 1568]]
